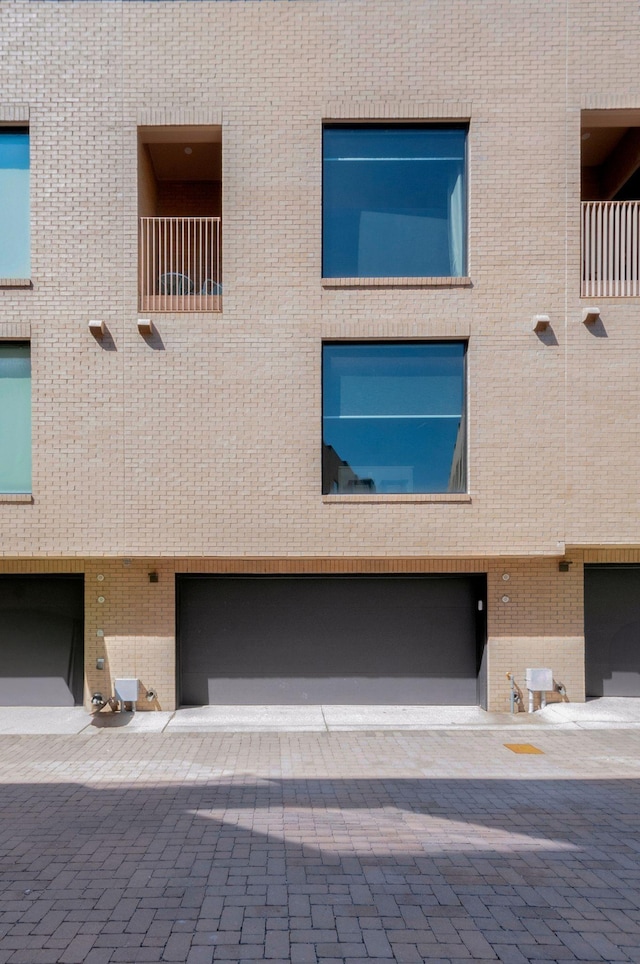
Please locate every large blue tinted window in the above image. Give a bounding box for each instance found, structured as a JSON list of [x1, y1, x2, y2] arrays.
[[0, 343, 31, 493], [323, 342, 466, 495], [323, 125, 466, 279], [0, 130, 30, 279]]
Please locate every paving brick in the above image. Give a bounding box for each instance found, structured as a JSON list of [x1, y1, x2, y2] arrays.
[[491, 945, 532, 964], [264, 930, 290, 959], [7, 953, 61, 964], [290, 944, 318, 964], [82, 951, 113, 964], [362, 929, 393, 957], [461, 930, 499, 959], [185, 948, 214, 964], [162, 933, 193, 961], [57, 935, 98, 964], [112, 950, 166, 963]]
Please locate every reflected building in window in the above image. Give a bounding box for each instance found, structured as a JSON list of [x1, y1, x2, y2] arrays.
[[322, 443, 376, 494], [322, 342, 466, 496]]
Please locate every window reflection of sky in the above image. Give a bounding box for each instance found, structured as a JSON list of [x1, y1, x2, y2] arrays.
[[323, 126, 466, 278], [0, 131, 30, 278], [323, 343, 466, 494]]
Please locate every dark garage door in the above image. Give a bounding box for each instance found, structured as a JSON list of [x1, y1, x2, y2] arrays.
[[0, 575, 84, 706], [178, 574, 486, 706], [585, 565, 640, 697]]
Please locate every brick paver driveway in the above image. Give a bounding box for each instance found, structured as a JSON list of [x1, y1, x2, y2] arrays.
[[1, 727, 640, 963]]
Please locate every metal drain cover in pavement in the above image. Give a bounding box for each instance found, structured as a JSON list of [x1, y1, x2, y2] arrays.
[[504, 743, 544, 754]]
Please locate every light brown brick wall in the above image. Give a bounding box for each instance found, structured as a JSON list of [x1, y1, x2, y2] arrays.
[[1, 0, 639, 710], [0, 555, 590, 712], [486, 557, 585, 712]]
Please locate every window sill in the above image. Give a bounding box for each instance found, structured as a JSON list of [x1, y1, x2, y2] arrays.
[[0, 278, 31, 288], [0, 493, 33, 504], [322, 276, 472, 289], [323, 493, 471, 504]]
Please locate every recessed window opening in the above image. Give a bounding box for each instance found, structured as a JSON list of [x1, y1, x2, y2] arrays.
[[322, 124, 467, 279], [581, 109, 640, 296], [138, 125, 221, 311], [322, 341, 467, 495], [581, 110, 640, 202]]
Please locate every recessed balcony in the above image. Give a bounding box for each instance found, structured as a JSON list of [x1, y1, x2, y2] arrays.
[[581, 109, 640, 298], [138, 124, 221, 312]]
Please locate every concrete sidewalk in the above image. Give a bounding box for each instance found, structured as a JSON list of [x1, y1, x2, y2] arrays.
[[0, 697, 639, 735]]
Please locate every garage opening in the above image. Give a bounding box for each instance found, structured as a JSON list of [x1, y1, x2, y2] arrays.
[[0, 575, 84, 706], [585, 564, 640, 697], [177, 574, 487, 707]]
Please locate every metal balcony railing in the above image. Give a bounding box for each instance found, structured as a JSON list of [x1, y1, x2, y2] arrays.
[[139, 216, 221, 311], [582, 200, 640, 297]]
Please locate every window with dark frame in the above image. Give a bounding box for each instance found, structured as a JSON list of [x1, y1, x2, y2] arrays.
[[322, 124, 467, 279], [322, 342, 467, 495]]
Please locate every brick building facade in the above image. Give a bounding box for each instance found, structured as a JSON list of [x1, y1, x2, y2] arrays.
[[0, 0, 639, 712]]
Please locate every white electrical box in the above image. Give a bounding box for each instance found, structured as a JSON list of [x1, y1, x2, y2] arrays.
[[525, 668, 553, 691], [114, 678, 139, 702]]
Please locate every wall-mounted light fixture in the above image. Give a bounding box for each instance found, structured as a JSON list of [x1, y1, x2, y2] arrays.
[[148, 570, 158, 583], [582, 306, 600, 326], [88, 319, 105, 338], [558, 560, 573, 572], [137, 318, 153, 335], [532, 314, 551, 333]]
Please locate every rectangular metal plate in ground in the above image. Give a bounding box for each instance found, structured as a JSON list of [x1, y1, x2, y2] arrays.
[[504, 743, 544, 754]]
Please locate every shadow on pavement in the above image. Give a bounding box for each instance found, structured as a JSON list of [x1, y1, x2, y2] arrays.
[[0, 772, 639, 961]]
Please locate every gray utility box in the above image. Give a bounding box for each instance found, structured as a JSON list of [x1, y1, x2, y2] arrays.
[[525, 668, 553, 692], [114, 678, 139, 707], [525, 667, 553, 712]]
